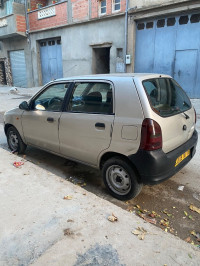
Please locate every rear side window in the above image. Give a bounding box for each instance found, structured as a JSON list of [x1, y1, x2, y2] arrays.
[[67, 82, 113, 114], [143, 78, 191, 117]]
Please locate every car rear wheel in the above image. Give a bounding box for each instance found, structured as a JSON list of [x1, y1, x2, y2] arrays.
[[7, 126, 27, 154], [102, 157, 142, 200]]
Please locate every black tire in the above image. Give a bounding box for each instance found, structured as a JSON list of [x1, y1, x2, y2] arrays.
[[7, 126, 27, 154], [102, 157, 143, 201]]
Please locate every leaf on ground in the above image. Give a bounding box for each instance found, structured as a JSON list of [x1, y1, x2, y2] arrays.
[[184, 236, 191, 243], [189, 204, 200, 214], [188, 253, 192, 259], [188, 215, 194, 220], [63, 195, 73, 200], [63, 228, 74, 236], [190, 230, 200, 241], [184, 211, 188, 216], [138, 213, 157, 224], [132, 227, 147, 240], [160, 219, 169, 227], [108, 213, 118, 222]]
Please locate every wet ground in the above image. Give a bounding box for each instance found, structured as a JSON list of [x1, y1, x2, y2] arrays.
[[0, 99, 200, 249]]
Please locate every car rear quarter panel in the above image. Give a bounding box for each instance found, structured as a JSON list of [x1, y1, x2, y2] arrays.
[[100, 77, 144, 160]]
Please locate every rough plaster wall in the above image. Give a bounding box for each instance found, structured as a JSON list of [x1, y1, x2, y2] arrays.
[[0, 38, 33, 87], [30, 16, 125, 86], [130, 0, 190, 8]]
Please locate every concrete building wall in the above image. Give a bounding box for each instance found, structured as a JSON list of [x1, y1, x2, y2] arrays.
[[0, 37, 33, 87], [129, 0, 190, 9], [29, 15, 125, 86]]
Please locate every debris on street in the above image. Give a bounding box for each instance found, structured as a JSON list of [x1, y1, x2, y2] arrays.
[[132, 227, 147, 240], [63, 228, 74, 236], [63, 195, 73, 200], [138, 213, 157, 225], [189, 204, 200, 214], [190, 230, 200, 241], [108, 213, 118, 222], [193, 193, 200, 202], [178, 185, 184, 191], [13, 161, 24, 168]]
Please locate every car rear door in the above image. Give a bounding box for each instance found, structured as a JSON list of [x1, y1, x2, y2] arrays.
[[142, 77, 195, 153], [59, 80, 114, 166]]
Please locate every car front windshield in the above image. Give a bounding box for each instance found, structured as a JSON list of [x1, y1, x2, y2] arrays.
[[143, 78, 192, 117]]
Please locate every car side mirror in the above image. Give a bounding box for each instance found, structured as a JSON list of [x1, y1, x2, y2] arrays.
[[19, 101, 30, 111]]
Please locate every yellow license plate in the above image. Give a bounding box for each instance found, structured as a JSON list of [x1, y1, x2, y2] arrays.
[[175, 150, 190, 167]]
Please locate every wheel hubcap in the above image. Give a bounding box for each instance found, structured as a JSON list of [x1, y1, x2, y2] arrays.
[[8, 131, 19, 151], [106, 165, 131, 195]]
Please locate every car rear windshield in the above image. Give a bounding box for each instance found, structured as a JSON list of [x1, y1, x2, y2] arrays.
[[143, 78, 192, 117]]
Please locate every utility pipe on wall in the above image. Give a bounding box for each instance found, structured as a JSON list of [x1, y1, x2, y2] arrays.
[[124, 3, 137, 73]]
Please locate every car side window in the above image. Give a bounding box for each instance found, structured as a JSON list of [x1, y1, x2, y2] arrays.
[[33, 83, 70, 112], [68, 82, 113, 114]]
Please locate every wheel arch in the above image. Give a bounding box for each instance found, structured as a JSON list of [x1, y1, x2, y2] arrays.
[[4, 123, 13, 135], [99, 152, 142, 183]]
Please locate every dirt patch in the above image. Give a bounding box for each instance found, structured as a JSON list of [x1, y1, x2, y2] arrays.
[[123, 180, 200, 247]]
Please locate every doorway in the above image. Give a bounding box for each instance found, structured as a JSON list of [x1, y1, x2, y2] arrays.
[[92, 47, 110, 74]]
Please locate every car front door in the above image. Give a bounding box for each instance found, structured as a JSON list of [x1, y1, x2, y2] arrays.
[[59, 81, 115, 166], [21, 82, 70, 153]]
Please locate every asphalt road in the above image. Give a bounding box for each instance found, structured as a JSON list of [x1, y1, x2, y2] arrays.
[[0, 88, 200, 248]]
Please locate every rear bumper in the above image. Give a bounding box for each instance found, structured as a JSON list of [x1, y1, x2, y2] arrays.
[[128, 130, 198, 185]]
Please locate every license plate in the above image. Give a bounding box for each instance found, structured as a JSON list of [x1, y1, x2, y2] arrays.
[[175, 150, 190, 167]]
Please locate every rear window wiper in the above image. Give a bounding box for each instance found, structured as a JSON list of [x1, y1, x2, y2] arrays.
[[183, 112, 190, 119]]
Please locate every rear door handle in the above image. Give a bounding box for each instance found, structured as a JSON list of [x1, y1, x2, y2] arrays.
[[47, 117, 54, 122], [95, 123, 105, 129]]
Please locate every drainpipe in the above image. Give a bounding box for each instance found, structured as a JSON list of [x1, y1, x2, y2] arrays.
[[124, 3, 137, 73], [24, 0, 34, 87], [124, 0, 129, 73], [24, 0, 30, 41]]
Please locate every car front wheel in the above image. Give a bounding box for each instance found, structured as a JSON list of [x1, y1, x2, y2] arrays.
[[7, 126, 27, 154], [102, 157, 142, 201]]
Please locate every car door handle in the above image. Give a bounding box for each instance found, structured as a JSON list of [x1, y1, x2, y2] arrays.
[[95, 123, 105, 129], [47, 117, 54, 122]]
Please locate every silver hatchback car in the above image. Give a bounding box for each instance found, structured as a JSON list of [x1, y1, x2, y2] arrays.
[[4, 74, 198, 200]]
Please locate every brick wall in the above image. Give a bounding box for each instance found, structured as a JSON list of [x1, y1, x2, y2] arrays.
[[72, 0, 89, 21], [91, 0, 98, 19], [16, 15, 26, 32], [28, 0, 125, 32], [29, 2, 67, 31], [91, 0, 126, 19]]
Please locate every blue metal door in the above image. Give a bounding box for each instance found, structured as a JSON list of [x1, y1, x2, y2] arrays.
[[40, 39, 63, 85], [174, 50, 198, 98], [9, 50, 27, 87], [135, 14, 200, 98]]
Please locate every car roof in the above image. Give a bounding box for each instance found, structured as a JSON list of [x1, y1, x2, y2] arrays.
[[55, 73, 171, 82]]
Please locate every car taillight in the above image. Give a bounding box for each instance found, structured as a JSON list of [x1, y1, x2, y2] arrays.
[[194, 108, 197, 124], [140, 118, 162, 151]]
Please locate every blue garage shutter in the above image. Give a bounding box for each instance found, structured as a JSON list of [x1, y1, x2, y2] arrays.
[[9, 50, 27, 87], [135, 14, 200, 98]]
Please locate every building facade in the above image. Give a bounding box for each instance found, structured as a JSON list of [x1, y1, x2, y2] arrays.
[[128, 0, 200, 98], [27, 0, 126, 86], [0, 0, 200, 98], [0, 0, 33, 87]]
